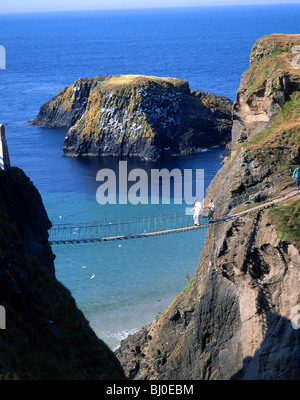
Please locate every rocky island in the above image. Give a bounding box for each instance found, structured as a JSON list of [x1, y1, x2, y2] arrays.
[[115, 34, 300, 379], [30, 75, 232, 161]]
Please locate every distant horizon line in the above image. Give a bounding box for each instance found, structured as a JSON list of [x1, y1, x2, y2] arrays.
[[0, 2, 299, 16]]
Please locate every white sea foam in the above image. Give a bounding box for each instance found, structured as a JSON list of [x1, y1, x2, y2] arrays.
[[104, 328, 140, 350]]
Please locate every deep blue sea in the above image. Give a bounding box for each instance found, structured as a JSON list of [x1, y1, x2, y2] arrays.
[[1, 4, 299, 349]]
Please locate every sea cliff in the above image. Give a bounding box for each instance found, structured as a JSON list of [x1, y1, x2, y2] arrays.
[[115, 34, 300, 380], [30, 75, 232, 161], [0, 167, 125, 379]]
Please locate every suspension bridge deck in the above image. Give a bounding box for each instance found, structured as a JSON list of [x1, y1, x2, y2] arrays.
[[48, 190, 300, 245], [49, 213, 221, 245], [49, 221, 211, 245]]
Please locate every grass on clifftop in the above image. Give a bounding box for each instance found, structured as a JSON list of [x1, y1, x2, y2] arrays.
[[248, 34, 300, 95], [244, 91, 300, 172], [246, 91, 300, 146], [268, 197, 300, 247], [247, 53, 286, 95], [236, 35, 300, 171], [99, 74, 189, 90]]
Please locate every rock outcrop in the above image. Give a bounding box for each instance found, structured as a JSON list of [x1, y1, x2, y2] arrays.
[[30, 75, 232, 161], [0, 167, 55, 275], [115, 34, 300, 380], [231, 34, 300, 148], [0, 167, 125, 379]]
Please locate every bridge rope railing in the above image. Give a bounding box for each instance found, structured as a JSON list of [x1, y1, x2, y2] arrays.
[[49, 211, 201, 243], [48, 190, 299, 244], [48, 193, 264, 243]]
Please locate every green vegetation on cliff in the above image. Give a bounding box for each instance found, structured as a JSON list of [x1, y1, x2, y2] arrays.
[[244, 90, 300, 174], [229, 34, 300, 198], [268, 197, 300, 247], [248, 34, 300, 93]]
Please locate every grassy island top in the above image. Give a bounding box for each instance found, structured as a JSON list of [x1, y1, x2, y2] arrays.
[[93, 74, 190, 91]]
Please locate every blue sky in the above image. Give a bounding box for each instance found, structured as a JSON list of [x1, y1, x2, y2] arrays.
[[0, 0, 299, 14]]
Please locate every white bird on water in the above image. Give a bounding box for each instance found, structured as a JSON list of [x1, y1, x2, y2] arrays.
[[91, 273, 95, 279]]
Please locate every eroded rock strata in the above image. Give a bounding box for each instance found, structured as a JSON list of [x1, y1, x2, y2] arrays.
[[115, 34, 300, 380], [30, 75, 232, 161]]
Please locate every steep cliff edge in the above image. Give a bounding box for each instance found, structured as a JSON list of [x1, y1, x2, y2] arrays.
[[0, 167, 124, 379], [115, 34, 300, 380], [0, 167, 55, 275], [30, 75, 232, 161]]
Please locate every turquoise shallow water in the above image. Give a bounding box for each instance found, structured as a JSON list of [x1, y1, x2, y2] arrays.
[[1, 4, 299, 349], [52, 222, 206, 349], [42, 153, 215, 350]]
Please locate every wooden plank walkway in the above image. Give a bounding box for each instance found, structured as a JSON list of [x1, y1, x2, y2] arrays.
[[49, 221, 213, 245]]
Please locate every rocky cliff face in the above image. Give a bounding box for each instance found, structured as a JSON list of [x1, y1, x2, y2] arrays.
[[30, 75, 232, 161], [231, 34, 300, 148], [0, 167, 125, 379], [115, 34, 300, 380], [0, 167, 55, 275]]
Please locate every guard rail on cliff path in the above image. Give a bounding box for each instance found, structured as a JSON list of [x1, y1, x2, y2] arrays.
[[48, 189, 300, 245]]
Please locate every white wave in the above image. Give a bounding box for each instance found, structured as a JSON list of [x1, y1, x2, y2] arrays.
[[104, 328, 139, 350]]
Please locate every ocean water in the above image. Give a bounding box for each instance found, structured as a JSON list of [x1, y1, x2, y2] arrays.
[[0, 4, 299, 349]]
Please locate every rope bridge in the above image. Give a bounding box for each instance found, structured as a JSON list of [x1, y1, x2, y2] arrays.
[[49, 192, 248, 245], [48, 189, 300, 245], [49, 212, 217, 245]]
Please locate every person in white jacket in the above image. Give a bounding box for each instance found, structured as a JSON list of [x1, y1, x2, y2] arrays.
[[191, 199, 202, 226]]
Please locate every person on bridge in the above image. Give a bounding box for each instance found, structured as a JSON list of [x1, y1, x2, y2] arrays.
[[207, 199, 215, 220], [191, 199, 202, 226], [293, 165, 300, 190]]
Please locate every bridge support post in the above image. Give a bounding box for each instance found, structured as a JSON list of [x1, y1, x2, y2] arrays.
[[0, 124, 11, 171], [0, 305, 6, 329]]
